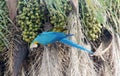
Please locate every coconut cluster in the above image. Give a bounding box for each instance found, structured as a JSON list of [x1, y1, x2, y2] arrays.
[[48, 1, 72, 32], [84, 10, 102, 40], [17, 0, 73, 43], [79, 1, 102, 41], [17, 0, 45, 42]]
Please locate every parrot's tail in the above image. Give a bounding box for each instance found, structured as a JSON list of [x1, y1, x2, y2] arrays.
[[60, 38, 93, 54]]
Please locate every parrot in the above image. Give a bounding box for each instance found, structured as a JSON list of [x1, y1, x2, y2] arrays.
[[30, 32, 93, 54]]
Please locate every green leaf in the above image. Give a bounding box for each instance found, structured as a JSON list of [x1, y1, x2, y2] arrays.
[[95, 11, 104, 24]]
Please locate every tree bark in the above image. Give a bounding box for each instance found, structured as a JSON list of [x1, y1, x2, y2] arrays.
[[6, 0, 28, 76], [6, 0, 17, 22]]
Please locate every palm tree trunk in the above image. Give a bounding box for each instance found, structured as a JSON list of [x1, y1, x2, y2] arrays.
[[6, 0, 28, 76]]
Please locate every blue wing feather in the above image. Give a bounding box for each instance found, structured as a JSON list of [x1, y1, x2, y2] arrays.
[[33, 32, 73, 45], [60, 38, 93, 54]]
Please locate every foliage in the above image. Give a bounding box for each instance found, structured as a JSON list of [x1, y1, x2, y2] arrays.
[[17, 0, 73, 43], [79, 0, 102, 41], [17, 0, 45, 43], [0, 0, 10, 51], [79, 0, 120, 40], [45, 0, 72, 32], [105, 0, 120, 33]]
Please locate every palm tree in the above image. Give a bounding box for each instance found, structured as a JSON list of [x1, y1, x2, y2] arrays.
[[0, 0, 120, 76]]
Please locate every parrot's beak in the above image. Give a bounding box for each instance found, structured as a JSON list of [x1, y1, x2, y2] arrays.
[[30, 43, 38, 50]]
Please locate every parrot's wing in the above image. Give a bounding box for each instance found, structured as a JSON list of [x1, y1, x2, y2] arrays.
[[36, 32, 73, 45], [36, 33, 58, 44], [60, 38, 93, 54], [42, 32, 73, 38]]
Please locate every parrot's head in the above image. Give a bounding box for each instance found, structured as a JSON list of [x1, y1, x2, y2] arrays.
[[30, 41, 39, 49], [30, 35, 40, 49]]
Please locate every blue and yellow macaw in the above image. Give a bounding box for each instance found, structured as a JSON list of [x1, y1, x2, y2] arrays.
[[30, 32, 93, 54]]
